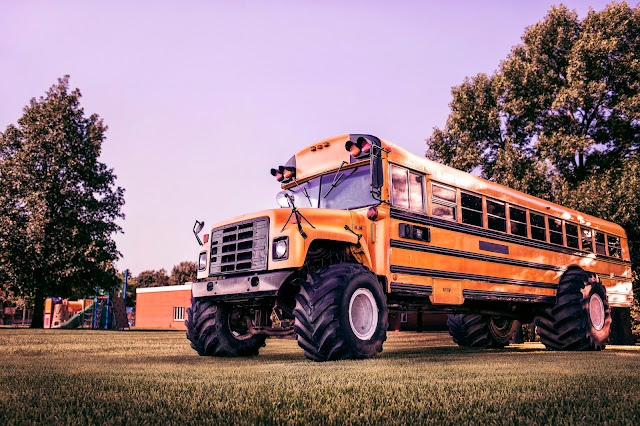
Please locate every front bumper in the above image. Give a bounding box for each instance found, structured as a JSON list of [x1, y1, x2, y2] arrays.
[[192, 270, 293, 300]]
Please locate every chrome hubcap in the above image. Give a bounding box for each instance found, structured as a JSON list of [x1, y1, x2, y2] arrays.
[[589, 293, 605, 331], [349, 288, 378, 340]]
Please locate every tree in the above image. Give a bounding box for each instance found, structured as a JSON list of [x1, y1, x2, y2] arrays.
[[134, 269, 170, 288], [0, 76, 125, 327], [426, 2, 640, 271], [169, 261, 197, 285]]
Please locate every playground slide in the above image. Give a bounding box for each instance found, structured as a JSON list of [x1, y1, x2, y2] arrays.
[[59, 302, 95, 329]]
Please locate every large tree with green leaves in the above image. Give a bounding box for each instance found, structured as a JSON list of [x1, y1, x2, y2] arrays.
[[0, 76, 125, 327], [426, 2, 640, 271], [169, 261, 197, 286]]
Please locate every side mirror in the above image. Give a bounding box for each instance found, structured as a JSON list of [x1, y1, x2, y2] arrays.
[[193, 220, 204, 245], [371, 152, 384, 190]]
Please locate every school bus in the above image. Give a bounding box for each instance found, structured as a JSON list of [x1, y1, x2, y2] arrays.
[[187, 134, 633, 360]]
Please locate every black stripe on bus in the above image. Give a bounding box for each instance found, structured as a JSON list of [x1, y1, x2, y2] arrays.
[[389, 265, 558, 289], [390, 239, 563, 271], [462, 289, 556, 304], [390, 209, 631, 267], [389, 282, 433, 297]]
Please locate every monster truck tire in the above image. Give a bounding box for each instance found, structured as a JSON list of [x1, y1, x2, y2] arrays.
[[185, 298, 266, 357], [447, 314, 514, 348], [293, 263, 388, 361], [535, 268, 611, 351]]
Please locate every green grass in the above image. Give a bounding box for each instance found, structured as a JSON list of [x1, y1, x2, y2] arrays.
[[1, 329, 639, 425]]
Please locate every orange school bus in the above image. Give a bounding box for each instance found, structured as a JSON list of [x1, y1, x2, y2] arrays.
[[188, 134, 633, 360]]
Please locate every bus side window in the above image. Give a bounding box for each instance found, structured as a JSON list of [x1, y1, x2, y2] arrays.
[[509, 206, 527, 237], [566, 223, 579, 248], [530, 212, 546, 241], [486, 199, 506, 232], [391, 165, 409, 209], [409, 173, 424, 213], [549, 218, 563, 245], [461, 192, 483, 227], [595, 232, 606, 255], [581, 227, 593, 252], [607, 235, 622, 258], [431, 183, 457, 221]]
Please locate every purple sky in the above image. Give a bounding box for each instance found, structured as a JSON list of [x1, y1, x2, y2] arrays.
[[1, 0, 613, 275]]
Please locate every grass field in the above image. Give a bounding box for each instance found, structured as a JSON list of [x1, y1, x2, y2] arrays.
[[1, 329, 639, 425]]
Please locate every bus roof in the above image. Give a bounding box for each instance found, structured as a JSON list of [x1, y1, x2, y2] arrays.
[[291, 134, 626, 238]]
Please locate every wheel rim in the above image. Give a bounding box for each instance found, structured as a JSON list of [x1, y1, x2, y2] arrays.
[[489, 316, 513, 339], [348, 288, 378, 340], [228, 307, 253, 340], [589, 293, 605, 331]]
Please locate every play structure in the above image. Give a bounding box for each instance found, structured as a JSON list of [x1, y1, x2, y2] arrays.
[[44, 293, 129, 330]]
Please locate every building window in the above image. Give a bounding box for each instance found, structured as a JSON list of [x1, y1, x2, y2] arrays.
[[173, 306, 185, 321], [607, 235, 622, 258], [431, 183, 457, 221], [400, 312, 408, 323], [509, 206, 528, 237], [486, 199, 506, 232], [566, 223, 580, 249], [549, 218, 564, 246], [530, 212, 546, 242], [461, 192, 483, 227], [581, 227, 593, 252]]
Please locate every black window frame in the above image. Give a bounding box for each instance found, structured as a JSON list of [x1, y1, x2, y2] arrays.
[[460, 191, 483, 227], [509, 205, 528, 237], [530, 212, 547, 242], [430, 182, 457, 221], [486, 198, 507, 233]]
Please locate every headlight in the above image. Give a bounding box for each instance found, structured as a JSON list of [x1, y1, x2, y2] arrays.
[[273, 238, 288, 260], [198, 252, 207, 270]]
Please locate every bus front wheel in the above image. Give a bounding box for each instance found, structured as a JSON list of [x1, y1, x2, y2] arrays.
[[293, 263, 388, 361]]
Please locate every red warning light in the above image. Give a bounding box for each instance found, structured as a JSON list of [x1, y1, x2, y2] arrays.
[[345, 137, 373, 158]]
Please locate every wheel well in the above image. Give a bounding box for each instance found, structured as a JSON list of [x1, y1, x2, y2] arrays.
[[304, 239, 358, 268]]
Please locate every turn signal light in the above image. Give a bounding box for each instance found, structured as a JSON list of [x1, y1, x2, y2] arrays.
[[345, 137, 372, 158]]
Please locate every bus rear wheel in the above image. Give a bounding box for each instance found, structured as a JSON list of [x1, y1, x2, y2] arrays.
[[535, 268, 611, 351], [447, 314, 514, 348], [185, 298, 267, 357], [293, 263, 388, 361]]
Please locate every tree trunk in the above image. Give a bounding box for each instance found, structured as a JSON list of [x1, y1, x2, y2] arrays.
[[30, 287, 45, 328]]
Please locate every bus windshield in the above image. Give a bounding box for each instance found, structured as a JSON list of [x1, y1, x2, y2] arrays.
[[283, 164, 377, 210]]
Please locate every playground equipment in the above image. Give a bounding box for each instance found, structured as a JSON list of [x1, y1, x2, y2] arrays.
[[44, 294, 128, 330]]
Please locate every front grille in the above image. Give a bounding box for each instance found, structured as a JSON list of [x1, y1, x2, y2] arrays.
[[209, 218, 268, 275]]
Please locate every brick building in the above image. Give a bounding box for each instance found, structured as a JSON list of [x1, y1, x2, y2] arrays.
[[135, 284, 192, 329]]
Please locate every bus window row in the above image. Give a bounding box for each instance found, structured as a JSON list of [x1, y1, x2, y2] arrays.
[[390, 164, 622, 259]]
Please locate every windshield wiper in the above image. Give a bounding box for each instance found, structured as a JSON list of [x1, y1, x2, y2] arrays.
[[323, 161, 348, 199], [281, 193, 315, 239], [291, 179, 312, 206]]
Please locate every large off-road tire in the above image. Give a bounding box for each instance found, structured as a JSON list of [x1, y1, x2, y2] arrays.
[[185, 298, 267, 357], [447, 314, 515, 348], [535, 268, 611, 351], [293, 263, 388, 361]]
